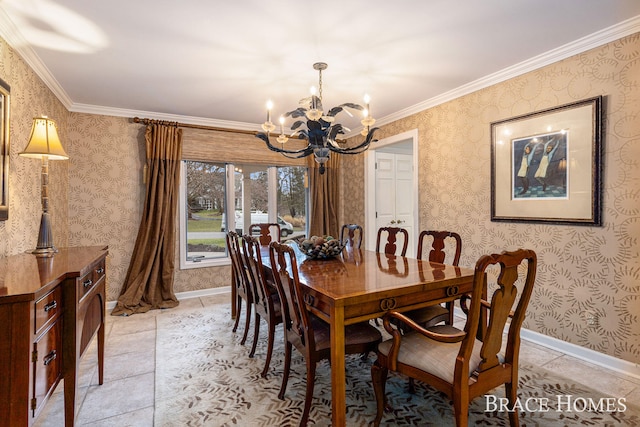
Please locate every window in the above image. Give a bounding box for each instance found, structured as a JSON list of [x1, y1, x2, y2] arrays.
[[277, 166, 307, 238], [179, 161, 228, 268], [179, 161, 308, 269]]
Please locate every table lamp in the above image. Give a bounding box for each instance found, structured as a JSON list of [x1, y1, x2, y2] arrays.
[[19, 116, 68, 256]]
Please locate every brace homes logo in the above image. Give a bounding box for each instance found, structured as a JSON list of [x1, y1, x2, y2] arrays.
[[485, 395, 627, 413]]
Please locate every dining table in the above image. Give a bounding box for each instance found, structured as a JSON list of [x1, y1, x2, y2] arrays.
[[252, 244, 478, 427]]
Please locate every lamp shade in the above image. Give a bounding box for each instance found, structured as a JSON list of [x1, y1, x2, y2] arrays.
[[19, 117, 69, 160]]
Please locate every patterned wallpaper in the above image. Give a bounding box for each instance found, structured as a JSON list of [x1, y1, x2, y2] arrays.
[[65, 113, 231, 301], [342, 32, 640, 364], [0, 31, 637, 364], [0, 38, 69, 257]]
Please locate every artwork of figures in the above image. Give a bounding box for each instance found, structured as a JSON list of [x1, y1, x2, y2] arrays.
[[0, 78, 9, 221], [491, 96, 602, 225], [512, 131, 567, 199]]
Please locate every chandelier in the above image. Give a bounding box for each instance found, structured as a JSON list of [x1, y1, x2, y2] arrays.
[[256, 62, 378, 174]]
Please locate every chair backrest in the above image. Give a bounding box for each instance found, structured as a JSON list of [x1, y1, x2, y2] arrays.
[[226, 231, 251, 296], [269, 241, 314, 349], [416, 230, 462, 266], [250, 223, 281, 246], [340, 224, 363, 248], [242, 234, 271, 312], [376, 227, 408, 256], [461, 249, 537, 376]]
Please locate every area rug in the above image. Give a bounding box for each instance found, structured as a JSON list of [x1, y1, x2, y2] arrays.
[[155, 305, 639, 426]]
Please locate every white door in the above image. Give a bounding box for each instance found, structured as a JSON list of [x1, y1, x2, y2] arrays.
[[375, 151, 414, 252]]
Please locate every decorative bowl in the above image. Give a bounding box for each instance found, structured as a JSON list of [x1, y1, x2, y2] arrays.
[[298, 235, 344, 259]]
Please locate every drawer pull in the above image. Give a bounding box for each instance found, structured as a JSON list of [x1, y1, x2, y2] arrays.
[[380, 297, 397, 311], [83, 279, 93, 288], [303, 293, 315, 307], [43, 350, 57, 366], [43, 300, 58, 312], [96, 267, 105, 275]]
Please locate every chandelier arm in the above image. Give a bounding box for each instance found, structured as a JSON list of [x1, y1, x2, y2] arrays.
[[255, 132, 315, 158], [328, 127, 379, 154]]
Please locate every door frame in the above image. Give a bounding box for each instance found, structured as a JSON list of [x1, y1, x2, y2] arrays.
[[365, 129, 419, 253]]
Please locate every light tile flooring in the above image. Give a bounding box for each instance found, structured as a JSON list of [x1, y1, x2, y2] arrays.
[[34, 293, 640, 426]]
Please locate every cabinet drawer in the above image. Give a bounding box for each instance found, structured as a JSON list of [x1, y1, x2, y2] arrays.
[[77, 270, 96, 301], [93, 258, 106, 283], [34, 286, 62, 336], [32, 321, 62, 417], [77, 260, 106, 302]]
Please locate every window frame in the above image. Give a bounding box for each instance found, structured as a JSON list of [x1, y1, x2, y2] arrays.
[[179, 162, 307, 270], [179, 162, 234, 269]]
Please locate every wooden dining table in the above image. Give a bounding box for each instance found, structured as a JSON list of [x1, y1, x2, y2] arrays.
[[234, 243, 477, 426]]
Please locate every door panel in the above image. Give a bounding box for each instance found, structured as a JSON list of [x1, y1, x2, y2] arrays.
[[375, 152, 414, 251], [375, 153, 395, 227], [395, 154, 413, 249]]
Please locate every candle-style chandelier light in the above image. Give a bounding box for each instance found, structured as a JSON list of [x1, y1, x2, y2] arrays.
[[255, 62, 378, 174]]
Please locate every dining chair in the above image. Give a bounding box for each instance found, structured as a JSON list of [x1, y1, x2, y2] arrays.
[[226, 231, 253, 345], [371, 248, 537, 427], [375, 226, 408, 256], [269, 241, 382, 427], [340, 223, 363, 248], [242, 234, 283, 378], [405, 230, 463, 327], [250, 222, 281, 246]]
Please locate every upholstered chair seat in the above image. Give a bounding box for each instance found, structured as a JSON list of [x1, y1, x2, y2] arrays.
[[377, 324, 505, 383]]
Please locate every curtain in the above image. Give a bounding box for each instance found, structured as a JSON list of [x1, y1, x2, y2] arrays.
[[112, 122, 182, 315], [308, 154, 340, 238]]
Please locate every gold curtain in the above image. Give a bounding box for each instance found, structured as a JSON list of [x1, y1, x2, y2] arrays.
[[112, 122, 182, 315], [308, 154, 340, 238]]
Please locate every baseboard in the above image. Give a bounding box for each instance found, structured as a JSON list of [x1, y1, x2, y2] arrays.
[[457, 307, 640, 382], [519, 327, 640, 381], [107, 288, 640, 381]]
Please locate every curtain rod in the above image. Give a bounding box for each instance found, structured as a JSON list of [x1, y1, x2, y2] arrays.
[[132, 117, 258, 136]]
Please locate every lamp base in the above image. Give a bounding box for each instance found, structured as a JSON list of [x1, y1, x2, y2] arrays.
[[30, 247, 58, 257], [30, 211, 57, 257]]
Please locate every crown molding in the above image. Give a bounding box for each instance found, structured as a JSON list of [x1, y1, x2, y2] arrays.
[[0, 8, 74, 109], [69, 103, 262, 132], [2, 9, 638, 135], [365, 15, 640, 134]]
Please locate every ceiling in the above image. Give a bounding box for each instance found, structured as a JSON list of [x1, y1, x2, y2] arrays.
[[1, 0, 639, 134]]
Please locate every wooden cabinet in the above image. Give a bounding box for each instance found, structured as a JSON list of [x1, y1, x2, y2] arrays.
[[0, 246, 108, 427]]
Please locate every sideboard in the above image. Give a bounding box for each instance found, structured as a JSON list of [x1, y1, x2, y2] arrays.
[[0, 246, 108, 427]]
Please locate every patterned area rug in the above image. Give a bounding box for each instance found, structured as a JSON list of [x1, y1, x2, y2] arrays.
[[155, 305, 639, 426]]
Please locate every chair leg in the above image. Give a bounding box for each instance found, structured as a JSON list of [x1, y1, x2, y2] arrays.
[[240, 301, 251, 345], [232, 296, 241, 332], [278, 341, 292, 400], [506, 381, 521, 427], [371, 360, 388, 427], [446, 301, 454, 325], [261, 318, 276, 378], [452, 393, 469, 427], [408, 377, 416, 394], [249, 311, 260, 358], [299, 359, 317, 427]]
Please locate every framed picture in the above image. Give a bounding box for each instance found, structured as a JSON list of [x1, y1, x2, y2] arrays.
[[491, 96, 603, 226], [0, 78, 9, 221]]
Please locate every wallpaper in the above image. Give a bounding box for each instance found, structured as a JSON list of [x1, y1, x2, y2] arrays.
[[0, 31, 638, 364], [342, 32, 640, 363], [65, 113, 232, 302], [0, 38, 69, 257]]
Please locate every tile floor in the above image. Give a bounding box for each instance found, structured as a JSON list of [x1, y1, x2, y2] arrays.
[[34, 293, 640, 426]]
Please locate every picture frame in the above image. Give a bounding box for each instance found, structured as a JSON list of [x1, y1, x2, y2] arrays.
[[491, 96, 602, 226], [0, 78, 9, 221]]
